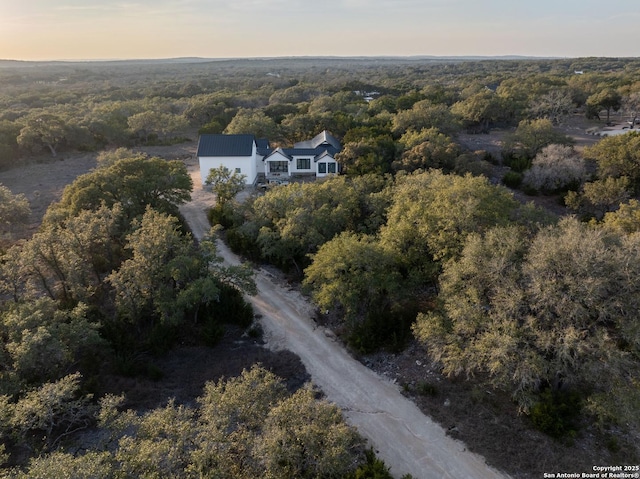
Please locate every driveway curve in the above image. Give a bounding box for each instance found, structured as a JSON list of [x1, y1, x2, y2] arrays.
[[180, 170, 509, 479]]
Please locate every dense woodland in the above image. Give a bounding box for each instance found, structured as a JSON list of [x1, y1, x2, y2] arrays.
[[1, 56, 640, 477]]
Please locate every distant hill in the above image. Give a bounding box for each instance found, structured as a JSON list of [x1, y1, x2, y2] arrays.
[[0, 55, 562, 69]]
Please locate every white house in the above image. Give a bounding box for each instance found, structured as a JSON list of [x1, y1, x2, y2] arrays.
[[196, 134, 268, 185], [197, 130, 341, 185]]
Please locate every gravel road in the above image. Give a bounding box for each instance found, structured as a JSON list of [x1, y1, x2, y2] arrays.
[[180, 168, 510, 479]]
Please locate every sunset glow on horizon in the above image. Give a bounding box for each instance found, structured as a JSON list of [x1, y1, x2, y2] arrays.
[[1, 0, 639, 61]]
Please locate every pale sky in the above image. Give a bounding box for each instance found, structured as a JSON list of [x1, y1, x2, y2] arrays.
[[1, 0, 638, 61]]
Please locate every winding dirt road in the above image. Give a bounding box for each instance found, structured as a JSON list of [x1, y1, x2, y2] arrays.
[[180, 168, 509, 479]]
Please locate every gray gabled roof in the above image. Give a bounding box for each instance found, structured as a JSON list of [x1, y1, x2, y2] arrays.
[[255, 138, 271, 156], [264, 147, 292, 161], [314, 150, 337, 162], [197, 134, 255, 157], [282, 148, 319, 157], [294, 130, 341, 150]]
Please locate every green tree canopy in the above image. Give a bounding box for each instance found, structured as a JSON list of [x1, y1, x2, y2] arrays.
[[586, 88, 622, 123], [5, 367, 385, 478], [502, 118, 574, 162], [565, 176, 631, 221], [47, 156, 192, 222], [392, 100, 459, 135], [16, 114, 68, 157], [335, 135, 396, 176], [224, 108, 278, 139], [451, 90, 503, 133], [0, 184, 30, 238], [414, 218, 640, 419], [303, 232, 401, 321], [205, 165, 246, 207], [584, 131, 640, 190], [379, 170, 520, 277], [106, 207, 198, 327], [393, 128, 461, 173]]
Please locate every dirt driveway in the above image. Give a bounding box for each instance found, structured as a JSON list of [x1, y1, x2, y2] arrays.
[[180, 165, 509, 479]]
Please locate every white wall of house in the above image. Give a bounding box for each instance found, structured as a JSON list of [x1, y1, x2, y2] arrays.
[[315, 156, 338, 177], [199, 155, 257, 185], [199, 143, 258, 185], [256, 154, 266, 175], [290, 155, 315, 174]]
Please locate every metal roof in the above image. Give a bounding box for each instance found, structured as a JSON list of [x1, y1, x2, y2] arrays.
[[282, 148, 320, 156], [197, 131, 340, 159], [255, 138, 271, 156], [314, 150, 337, 162], [294, 130, 341, 150], [197, 134, 255, 157], [264, 148, 292, 161]]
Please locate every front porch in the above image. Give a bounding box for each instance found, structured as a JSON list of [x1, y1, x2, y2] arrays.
[[265, 160, 290, 180]]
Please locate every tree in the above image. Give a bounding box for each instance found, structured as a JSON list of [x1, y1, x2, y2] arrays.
[[602, 199, 640, 234], [336, 135, 396, 176], [5, 365, 380, 477], [7, 452, 114, 479], [502, 118, 574, 164], [205, 165, 247, 207], [224, 108, 278, 138], [6, 373, 95, 450], [248, 177, 364, 270], [86, 101, 133, 146], [451, 90, 503, 133], [16, 114, 68, 157], [258, 386, 363, 479], [95, 147, 146, 169], [380, 170, 520, 271], [522, 144, 588, 193], [184, 92, 235, 127], [528, 89, 574, 125], [393, 128, 461, 173], [565, 177, 631, 220], [128, 111, 188, 144], [303, 232, 401, 321], [586, 88, 622, 123], [391, 100, 458, 135], [0, 184, 30, 238], [584, 131, 640, 190], [106, 207, 197, 327], [1, 299, 104, 385], [414, 219, 640, 414], [0, 120, 21, 168], [413, 225, 530, 395], [48, 156, 192, 221], [6, 203, 124, 304]]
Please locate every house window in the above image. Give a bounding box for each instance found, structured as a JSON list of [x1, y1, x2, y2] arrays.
[[328, 162, 336, 174], [269, 161, 288, 173], [235, 168, 242, 174], [297, 158, 311, 170], [318, 163, 326, 174]]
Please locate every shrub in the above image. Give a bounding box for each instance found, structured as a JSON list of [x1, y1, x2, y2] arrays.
[[522, 144, 587, 194], [502, 171, 523, 188], [503, 155, 531, 173], [211, 283, 254, 328], [529, 389, 582, 439], [346, 449, 394, 479], [416, 381, 438, 396], [347, 305, 415, 354], [207, 204, 234, 228]]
